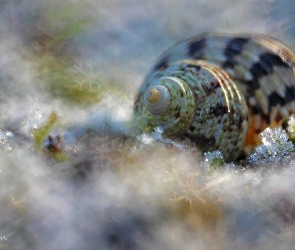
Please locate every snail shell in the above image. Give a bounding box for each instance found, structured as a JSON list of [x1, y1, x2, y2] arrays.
[[133, 33, 295, 161]]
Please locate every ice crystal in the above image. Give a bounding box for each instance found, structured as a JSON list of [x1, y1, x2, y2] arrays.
[[73, 62, 102, 91], [202, 150, 225, 170], [150, 126, 164, 141], [136, 127, 188, 151], [151, 127, 187, 150], [0, 129, 14, 151], [136, 133, 154, 145], [247, 127, 294, 165], [204, 150, 224, 163]]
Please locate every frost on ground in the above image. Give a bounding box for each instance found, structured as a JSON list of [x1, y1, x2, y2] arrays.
[[247, 127, 294, 165], [1, 0, 295, 249]]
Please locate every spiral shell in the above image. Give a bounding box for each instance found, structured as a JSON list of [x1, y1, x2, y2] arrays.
[[133, 33, 295, 161]]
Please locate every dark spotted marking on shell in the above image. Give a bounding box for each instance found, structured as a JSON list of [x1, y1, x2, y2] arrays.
[[268, 86, 295, 112], [133, 33, 295, 162], [222, 37, 249, 68], [249, 53, 290, 90], [153, 55, 169, 71], [188, 38, 206, 57]]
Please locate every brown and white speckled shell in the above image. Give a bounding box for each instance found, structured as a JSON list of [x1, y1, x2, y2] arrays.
[[133, 33, 295, 161]]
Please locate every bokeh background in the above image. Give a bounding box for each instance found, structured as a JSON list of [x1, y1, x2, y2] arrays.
[[0, 0, 295, 249]]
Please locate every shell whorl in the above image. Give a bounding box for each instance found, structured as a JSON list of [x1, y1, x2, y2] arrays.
[[137, 75, 195, 136], [133, 33, 295, 162]]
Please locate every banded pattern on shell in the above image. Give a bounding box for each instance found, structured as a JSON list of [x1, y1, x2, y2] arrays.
[[133, 33, 295, 162]]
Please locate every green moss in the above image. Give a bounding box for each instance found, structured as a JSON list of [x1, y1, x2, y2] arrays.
[[209, 158, 225, 170], [203, 151, 225, 171], [33, 1, 92, 56], [29, 1, 107, 105], [32, 112, 58, 149], [38, 55, 103, 105], [32, 112, 68, 162]]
